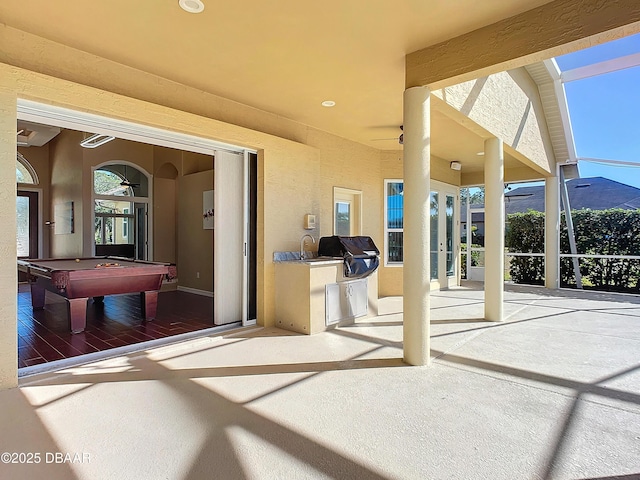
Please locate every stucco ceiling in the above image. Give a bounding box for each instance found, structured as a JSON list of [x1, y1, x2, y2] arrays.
[[0, 0, 553, 156]]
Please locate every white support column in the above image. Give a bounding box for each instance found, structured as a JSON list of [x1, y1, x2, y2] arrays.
[[545, 175, 560, 289], [484, 137, 504, 322], [403, 86, 431, 366]]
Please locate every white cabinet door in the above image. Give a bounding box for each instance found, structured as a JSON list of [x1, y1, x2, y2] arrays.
[[325, 279, 368, 325]]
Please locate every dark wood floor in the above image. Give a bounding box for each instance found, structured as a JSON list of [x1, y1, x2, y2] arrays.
[[18, 284, 214, 368]]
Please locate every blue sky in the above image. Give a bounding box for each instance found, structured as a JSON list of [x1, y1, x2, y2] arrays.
[[554, 33, 640, 189]]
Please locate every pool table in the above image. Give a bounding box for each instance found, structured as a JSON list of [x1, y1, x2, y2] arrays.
[[18, 257, 177, 333]]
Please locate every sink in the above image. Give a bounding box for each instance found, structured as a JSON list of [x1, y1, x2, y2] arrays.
[[273, 251, 342, 264], [301, 256, 342, 264]]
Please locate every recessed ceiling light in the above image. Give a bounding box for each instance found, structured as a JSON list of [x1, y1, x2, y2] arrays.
[[476, 151, 485, 156], [321, 100, 336, 107], [179, 0, 205, 13]]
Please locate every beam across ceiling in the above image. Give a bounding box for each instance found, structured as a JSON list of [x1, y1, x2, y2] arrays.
[[406, 0, 640, 90]]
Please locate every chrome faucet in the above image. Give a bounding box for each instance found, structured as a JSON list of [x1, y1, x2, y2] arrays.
[[300, 234, 315, 260]]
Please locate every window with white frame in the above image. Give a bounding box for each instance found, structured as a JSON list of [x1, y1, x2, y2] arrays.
[[384, 179, 404, 264], [122, 207, 129, 237], [333, 187, 362, 236]]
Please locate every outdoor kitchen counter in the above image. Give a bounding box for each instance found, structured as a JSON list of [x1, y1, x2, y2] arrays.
[[274, 255, 377, 335]]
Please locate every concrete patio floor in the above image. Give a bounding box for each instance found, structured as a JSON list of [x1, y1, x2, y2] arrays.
[[1, 283, 639, 480]]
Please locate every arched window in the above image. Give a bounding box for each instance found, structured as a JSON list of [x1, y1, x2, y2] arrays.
[[93, 164, 148, 197], [94, 169, 132, 197], [93, 163, 150, 260], [16, 152, 38, 185]]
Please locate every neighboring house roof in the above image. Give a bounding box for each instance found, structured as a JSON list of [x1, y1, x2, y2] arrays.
[[459, 206, 485, 223], [617, 196, 640, 210], [505, 177, 640, 213]]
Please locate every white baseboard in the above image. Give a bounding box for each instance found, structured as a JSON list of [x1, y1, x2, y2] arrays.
[[177, 285, 214, 297]]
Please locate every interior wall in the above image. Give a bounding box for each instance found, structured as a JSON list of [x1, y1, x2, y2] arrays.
[[183, 151, 213, 175], [153, 145, 183, 176], [82, 137, 155, 172], [153, 146, 182, 265], [178, 170, 214, 293], [49, 130, 84, 257], [79, 137, 214, 283], [43, 131, 209, 282], [49, 133, 198, 267], [153, 177, 176, 264]]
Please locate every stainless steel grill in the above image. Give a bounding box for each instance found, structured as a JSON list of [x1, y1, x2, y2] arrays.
[[317, 236, 380, 279]]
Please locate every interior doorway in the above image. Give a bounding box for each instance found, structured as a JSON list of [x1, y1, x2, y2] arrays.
[[17, 190, 39, 259], [16, 100, 258, 371]]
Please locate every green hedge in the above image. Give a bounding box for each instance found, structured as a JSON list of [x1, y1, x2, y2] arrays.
[[505, 211, 545, 285], [506, 209, 640, 292]]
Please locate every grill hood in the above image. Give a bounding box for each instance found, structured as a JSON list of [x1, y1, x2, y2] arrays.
[[317, 236, 380, 279]]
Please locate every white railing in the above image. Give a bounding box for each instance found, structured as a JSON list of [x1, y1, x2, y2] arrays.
[[560, 253, 640, 260], [504, 252, 640, 260]]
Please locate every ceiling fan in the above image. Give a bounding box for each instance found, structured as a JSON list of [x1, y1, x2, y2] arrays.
[[120, 165, 140, 188], [370, 125, 403, 145]]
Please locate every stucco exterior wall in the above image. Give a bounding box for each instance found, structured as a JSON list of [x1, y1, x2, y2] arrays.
[[377, 150, 460, 297], [379, 150, 404, 298], [433, 68, 555, 174], [0, 88, 17, 388], [309, 129, 382, 246]]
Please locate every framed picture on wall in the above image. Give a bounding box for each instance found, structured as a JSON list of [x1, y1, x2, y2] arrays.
[[203, 190, 214, 229], [54, 201, 74, 234]]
